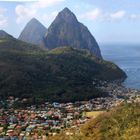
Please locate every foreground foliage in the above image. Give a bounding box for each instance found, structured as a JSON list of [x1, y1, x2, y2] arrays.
[[0, 37, 126, 103], [50, 103, 140, 140]]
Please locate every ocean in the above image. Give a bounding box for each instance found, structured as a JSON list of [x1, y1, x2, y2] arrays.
[[100, 44, 140, 89]]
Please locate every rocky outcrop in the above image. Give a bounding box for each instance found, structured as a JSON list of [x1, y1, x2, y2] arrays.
[[43, 8, 102, 58], [18, 18, 47, 45]]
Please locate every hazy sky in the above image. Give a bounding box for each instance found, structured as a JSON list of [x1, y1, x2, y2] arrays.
[[0, 0, 140, 44]]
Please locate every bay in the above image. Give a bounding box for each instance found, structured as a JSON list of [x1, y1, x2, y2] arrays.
[[100, 44, 140, 89]]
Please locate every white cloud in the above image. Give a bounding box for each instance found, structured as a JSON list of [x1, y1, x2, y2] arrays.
[[15, 5, 36, 24], [15, 0, 65, 24], [80, 8, 102, 20], [32, 0, 65, 9], [80, 9, 127, 21], [129, 14, 140, 20], [0, 15, 7, 27], [0, 8, 7, 14], [0, 7, 8, 27], [110, 10, 126, 20]]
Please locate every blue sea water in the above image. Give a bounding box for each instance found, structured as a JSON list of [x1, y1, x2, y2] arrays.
[[100, 44, 140, 89]]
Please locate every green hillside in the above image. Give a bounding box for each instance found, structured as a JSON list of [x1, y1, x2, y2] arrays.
[[50, 103, 140, 140], [0, 37, 126, 102]]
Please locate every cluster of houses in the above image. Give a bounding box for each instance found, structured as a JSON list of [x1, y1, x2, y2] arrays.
[[97, 80, 140, 99], [0, 99, 94, 139], [0, 81, 140, 139]]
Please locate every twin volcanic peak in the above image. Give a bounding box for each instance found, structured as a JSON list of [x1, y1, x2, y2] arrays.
[[18, 8, 102, 59], [18, 18, 47, 45], [0, 8, 127, 101]]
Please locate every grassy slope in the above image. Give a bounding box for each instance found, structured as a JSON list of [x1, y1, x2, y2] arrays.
[[0, 37, 126, 102], [49, 103, 140, 140]]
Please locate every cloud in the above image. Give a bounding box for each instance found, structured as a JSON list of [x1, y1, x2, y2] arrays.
[[0, 7, 8, 27], [129, 14, 140, 20], [80, 8, 102, 20], [110, 10, 126, 20], [32, 0, 65, 9], [80, 9, 126, 21], [15, 0, 65, 24], [15, 5, 36, 24], [0, 8, 7, 14]]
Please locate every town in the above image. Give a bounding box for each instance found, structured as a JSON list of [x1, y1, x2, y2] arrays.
[[0, 82, 140, 140]]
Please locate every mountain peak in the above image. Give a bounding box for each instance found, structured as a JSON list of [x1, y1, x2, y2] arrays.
[[29, 18, 40, 24], [0, 30, 7, 35], [61, 7, 73, 14], [55, 7, 78, 23], [30, 17, 38, 21], [43, 8, 102, 58], [18, 18, 47, 45], [0, 30, 12, 38], [27, 18, 43, 27]]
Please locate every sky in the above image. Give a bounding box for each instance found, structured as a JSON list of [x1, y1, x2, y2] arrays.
[[0, 0, 140, 44]]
